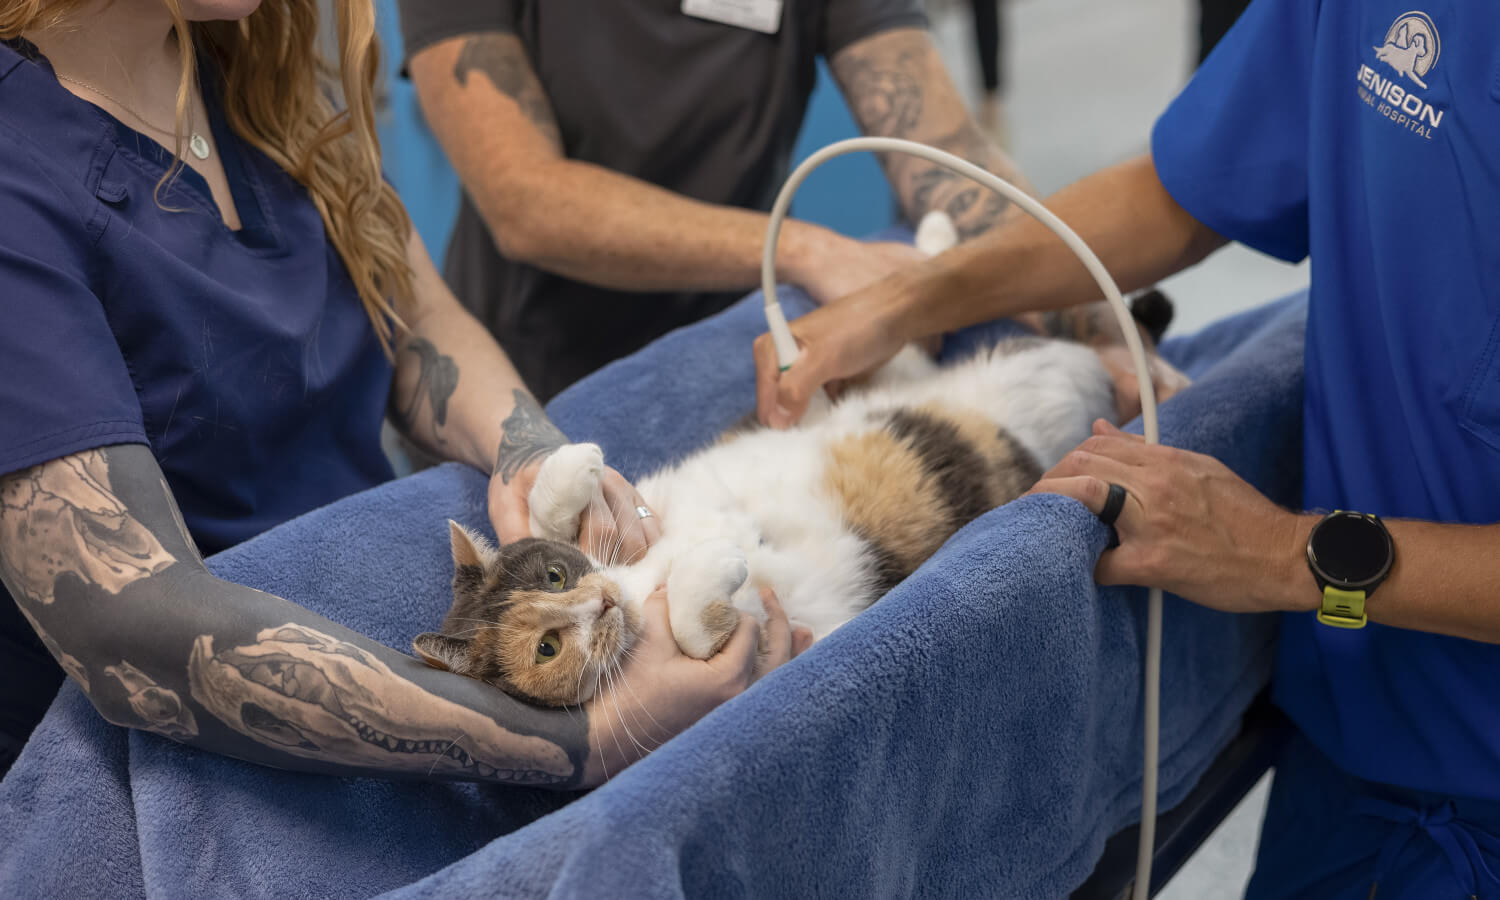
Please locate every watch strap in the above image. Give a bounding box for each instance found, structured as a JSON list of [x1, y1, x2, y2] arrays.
[[1316, 586, 1368, 629]]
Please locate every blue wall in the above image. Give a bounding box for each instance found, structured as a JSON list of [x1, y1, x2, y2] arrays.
[[788, 59, 897, 237]]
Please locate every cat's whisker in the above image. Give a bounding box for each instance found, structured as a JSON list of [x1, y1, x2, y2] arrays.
[[601, 673, 631, 778], [609, 657, 664, 745], [604, 665, 651, 758], [611, 648, 667, 738]]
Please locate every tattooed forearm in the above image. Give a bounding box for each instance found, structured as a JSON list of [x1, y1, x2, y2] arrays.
[[493, 389, 567, 483], [453, 34, 562, 148], [0, 445, 591, 786], [392, 336, 461, 444], [188, 622, 571, 783], [0, 449, 172, 606], [833, 30, 1025, 240], [889, 123, 1018, 239], [836, 48, 924, 137]]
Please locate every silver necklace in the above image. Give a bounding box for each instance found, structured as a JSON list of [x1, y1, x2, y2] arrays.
[[56, 73, 212, 160]]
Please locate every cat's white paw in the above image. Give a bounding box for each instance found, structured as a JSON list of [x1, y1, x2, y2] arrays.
[[528, 443, 605, 542], [667, 538, 750, 659]]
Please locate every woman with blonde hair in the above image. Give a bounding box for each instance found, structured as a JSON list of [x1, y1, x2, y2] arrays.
[[0, 0, 799, 784]]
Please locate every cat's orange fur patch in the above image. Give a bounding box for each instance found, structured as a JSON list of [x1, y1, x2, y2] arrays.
[[824, 429, 951, 576]]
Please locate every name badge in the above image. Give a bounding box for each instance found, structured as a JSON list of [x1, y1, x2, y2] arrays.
[[683, 0, 783, 34]]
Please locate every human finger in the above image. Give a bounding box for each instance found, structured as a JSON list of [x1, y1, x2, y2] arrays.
[[600, 471, 660, 559], [1028, 474, 1117, 518], [754, 332, 786, 427], [755, 587, 793, 675], [1093, 418, 1147, 442], [707, 612, 762, 685], [791, 626, 814, 656], [635, 586, 679, 659], [772, 352, 829, 429], [1046, 446, 1144, 486]]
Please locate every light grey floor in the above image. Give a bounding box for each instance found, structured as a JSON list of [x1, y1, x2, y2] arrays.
[[926, 0, 1304, 895]]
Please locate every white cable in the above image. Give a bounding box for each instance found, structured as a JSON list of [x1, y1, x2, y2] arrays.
[[761, 136, 1164, 900]]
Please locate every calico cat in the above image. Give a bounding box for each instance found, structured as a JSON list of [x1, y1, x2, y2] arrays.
[[415, 308, 1176, 708]]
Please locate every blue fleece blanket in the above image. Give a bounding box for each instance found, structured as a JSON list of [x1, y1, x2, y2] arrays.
[[0, 287, 1306, 899]]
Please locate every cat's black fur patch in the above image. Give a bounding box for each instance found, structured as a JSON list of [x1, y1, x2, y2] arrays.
[[885, 409, 993, 530], [861, 536, 910, 599], [993, 426, 1044, 487]]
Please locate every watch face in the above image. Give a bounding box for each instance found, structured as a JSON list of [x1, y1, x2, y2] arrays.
[[1310, 513, 1392, 587]]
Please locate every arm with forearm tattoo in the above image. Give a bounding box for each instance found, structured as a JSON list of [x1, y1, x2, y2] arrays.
[[831, 27, 1031, 240], [408, 32, 921, 306], [386, 228, 557, 480], [384, 228, 648, 559], [0, 444, 588, 786]]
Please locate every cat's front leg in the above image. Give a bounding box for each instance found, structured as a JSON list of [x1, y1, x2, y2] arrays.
[[527, 443, 605, 542], [666, 539, 749, 659]]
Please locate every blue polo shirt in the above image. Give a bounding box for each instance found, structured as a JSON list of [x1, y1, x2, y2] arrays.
[[0, 40, 395, 760], [1153, 0, 1500, 797]]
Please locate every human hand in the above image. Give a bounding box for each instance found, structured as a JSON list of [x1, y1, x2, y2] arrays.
[[580, 585, 812, 785], [487, 461, 661, 563], [1026, 420, 1316, 614], [753, 268, 922, 428], [790, 235, 928, 308], [1092, 345, 1193, 423]]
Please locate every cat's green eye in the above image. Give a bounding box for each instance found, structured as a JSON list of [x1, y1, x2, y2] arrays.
[[546, 565, 567, 589], [535, 632, 562, 664]]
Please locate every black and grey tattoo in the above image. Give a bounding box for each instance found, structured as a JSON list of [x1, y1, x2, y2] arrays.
[[493, 389, 567, 484], [0, 451, 173, 606], [453, 34, 562, 148], [395, 336, 460, 441], [0, 445, 588, 787], [188, 622, 571, 783], [833, 34, 1023, 240], [836, 48, 924, 137]]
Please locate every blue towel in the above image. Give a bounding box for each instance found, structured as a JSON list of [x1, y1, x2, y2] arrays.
[[0, 287, 1307, 899]]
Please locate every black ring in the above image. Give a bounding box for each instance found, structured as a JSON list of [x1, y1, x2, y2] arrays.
[[1098, 482, 1127, 527]]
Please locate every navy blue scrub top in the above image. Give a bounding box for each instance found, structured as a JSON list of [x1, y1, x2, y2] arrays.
[[1153, 0, 1500, 798], [0, 39, 395, 760]]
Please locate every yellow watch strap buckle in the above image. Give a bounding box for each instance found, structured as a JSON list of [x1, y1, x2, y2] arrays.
[[1317, 586, 1368, 629]]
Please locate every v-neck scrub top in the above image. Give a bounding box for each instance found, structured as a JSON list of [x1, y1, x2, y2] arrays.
[[0, 39, 396, 766]]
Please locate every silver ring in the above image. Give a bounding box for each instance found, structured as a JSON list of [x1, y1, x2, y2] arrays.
[[635, 505, 653, 519]]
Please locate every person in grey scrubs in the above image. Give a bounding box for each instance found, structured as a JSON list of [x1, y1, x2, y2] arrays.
[[398, 0, 1024, 401]]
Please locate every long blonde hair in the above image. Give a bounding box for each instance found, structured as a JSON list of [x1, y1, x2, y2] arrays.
[[0, 0, 413, 352]]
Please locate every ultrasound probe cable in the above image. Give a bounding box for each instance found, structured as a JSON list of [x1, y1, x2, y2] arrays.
[[761, 137, 1164, 900]]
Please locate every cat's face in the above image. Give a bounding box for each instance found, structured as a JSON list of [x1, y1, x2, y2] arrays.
[[413, 523, 639, 707]]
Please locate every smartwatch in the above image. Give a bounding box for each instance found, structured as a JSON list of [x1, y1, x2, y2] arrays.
[[1305, 510, 1395, 629]]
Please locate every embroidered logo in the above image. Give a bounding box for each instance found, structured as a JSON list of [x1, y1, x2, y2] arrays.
[[1354, 11, 1444, 140], [1374, 12, 1440, 89]]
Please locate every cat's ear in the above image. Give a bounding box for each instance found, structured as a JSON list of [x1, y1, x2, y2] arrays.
[[413, 632, 475, 675], [448, 520, 498, 569]]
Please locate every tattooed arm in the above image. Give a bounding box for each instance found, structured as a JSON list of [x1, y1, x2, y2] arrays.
[[831, 28, 1030, 241], [387, 230, 660, 557], [407, 32, 924, 306], [0, 445, 585, 785]]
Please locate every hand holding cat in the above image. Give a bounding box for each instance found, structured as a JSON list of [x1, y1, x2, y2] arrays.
[[581, 585, 810, 785], [1028, 420, 1317, 615], [488, 460, 661, 563]]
